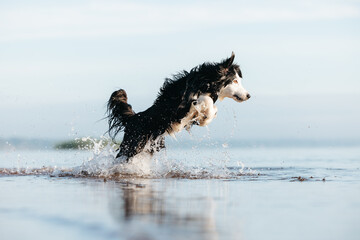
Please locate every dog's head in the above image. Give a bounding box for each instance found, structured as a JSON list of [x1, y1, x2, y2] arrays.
[[217, 52, 251, 103]]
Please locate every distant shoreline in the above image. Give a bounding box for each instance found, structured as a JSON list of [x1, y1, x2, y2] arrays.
[[1, 137, 360, 150]]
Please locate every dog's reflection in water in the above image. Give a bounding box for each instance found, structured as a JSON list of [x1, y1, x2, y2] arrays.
[[107, 180, 219, 239]]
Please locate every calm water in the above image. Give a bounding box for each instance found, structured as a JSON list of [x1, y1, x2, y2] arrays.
[[0, 145, 360, 240]]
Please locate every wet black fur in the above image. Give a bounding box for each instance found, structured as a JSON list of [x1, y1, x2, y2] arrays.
[[107, 53, 242, 160]]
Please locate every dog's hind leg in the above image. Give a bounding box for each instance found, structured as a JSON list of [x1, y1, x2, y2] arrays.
[[149, 136, 165, 153], [116, 132, 149, 161]]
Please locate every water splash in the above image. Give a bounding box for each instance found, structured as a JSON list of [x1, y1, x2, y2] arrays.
[[0, 136, 259, 180], [71, 139, 257, 179]]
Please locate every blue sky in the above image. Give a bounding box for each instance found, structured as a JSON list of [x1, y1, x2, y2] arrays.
[[0, 0, 359, 141]]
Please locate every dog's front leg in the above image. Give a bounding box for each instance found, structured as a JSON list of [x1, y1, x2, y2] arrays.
[[192, 95, 217, 127]]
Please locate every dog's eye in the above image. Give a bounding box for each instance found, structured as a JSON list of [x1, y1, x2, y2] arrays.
[[233, 80, 238, 84]]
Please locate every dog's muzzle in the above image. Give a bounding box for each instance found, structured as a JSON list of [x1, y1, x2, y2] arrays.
[[234, 93, 251, 102]]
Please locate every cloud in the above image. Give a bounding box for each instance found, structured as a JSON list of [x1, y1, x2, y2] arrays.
[[0, 0, 359, 41]]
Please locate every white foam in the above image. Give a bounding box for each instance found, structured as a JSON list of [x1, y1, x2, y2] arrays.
[[68, 137, 257, 179], [0, 136, 258, 179]]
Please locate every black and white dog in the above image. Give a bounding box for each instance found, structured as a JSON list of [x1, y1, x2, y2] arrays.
[[107, 52, 250, 161]]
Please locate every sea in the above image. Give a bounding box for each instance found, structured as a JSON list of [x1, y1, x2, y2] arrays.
[[0, 140, 359, 240]]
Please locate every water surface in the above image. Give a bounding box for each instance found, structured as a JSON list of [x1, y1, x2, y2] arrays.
[[1, 146, 359, 240]]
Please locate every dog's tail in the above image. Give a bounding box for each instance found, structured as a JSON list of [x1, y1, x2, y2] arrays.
[[107, 89, 135, 140]]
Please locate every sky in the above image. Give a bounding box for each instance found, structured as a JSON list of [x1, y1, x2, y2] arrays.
[[0, 0, 359, 142]]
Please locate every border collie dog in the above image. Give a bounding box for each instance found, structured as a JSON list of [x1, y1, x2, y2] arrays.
[[107, 52, 250, 161]]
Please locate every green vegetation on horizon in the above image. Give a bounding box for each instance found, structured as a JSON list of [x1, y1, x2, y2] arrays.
[[54, 138, 118, 150]]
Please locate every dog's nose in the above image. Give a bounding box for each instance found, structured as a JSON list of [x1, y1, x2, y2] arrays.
[[246, 93, 251, 99]]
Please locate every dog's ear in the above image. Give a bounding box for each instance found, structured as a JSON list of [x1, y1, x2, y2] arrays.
[[222, 52, 235, 68]]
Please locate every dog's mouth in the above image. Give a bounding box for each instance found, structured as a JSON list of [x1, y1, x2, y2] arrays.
[[233, 95, 243, 102]]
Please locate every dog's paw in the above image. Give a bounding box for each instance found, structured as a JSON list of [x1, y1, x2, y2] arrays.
[[193, 120, 200, 125], [114, 155, 128, 164]]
